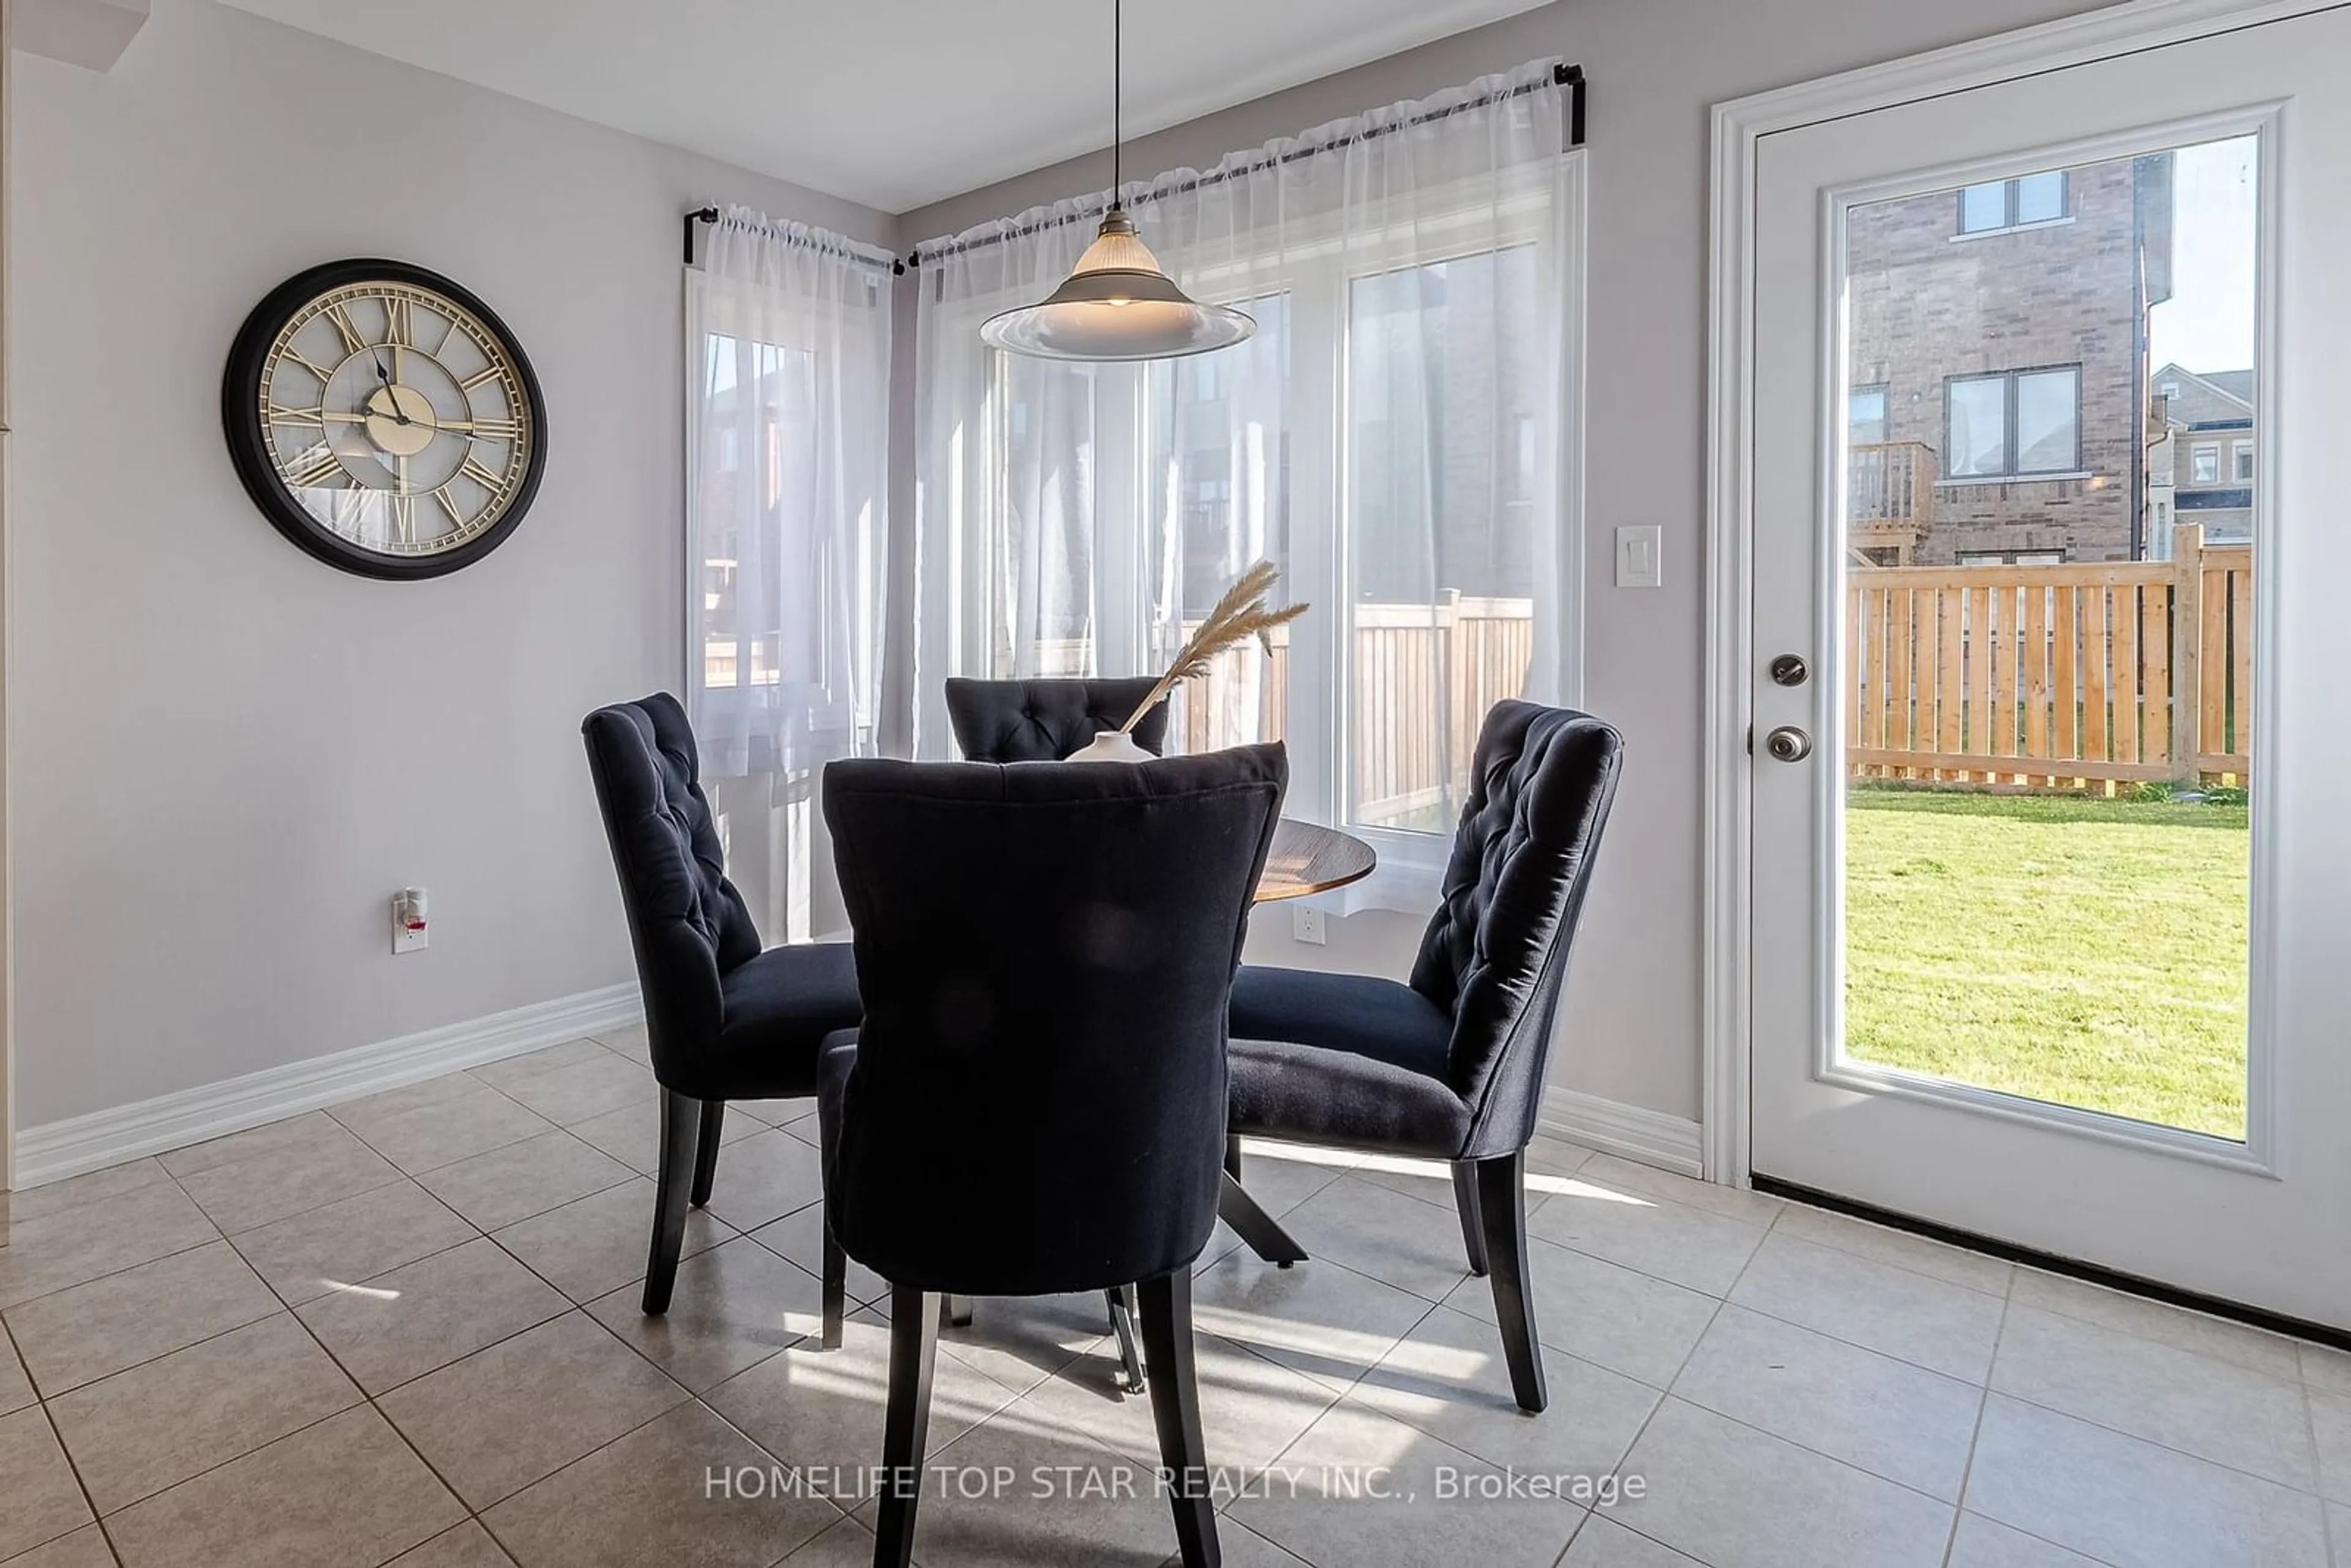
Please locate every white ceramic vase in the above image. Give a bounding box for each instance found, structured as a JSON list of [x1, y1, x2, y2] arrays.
[[1066, 730, 1153, 763]]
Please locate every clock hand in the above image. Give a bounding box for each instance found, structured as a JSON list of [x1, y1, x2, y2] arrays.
[[370, 351, 414, 426]]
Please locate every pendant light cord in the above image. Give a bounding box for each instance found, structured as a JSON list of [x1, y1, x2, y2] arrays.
[[1112, 0, 1123, 201]]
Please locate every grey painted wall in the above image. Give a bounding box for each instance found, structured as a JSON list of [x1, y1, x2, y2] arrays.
[[10, 0, 2117, 1137], [9, 0, 896, 1125], [899, 0, 2109, 1122]]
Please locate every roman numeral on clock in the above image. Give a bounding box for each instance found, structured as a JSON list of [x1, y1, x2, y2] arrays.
[[285, 449, 348, 489], [324, 302, 368, 355], [459, 455, 511, 501]]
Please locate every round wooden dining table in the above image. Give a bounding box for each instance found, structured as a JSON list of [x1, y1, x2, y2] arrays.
[[1256, 819, 1376, 903]]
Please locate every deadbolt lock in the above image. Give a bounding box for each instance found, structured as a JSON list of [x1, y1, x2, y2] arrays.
[[1769, 654, 1810, 687]]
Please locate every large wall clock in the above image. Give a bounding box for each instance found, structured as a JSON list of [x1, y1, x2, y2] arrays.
[[222, 258, 547, 579]]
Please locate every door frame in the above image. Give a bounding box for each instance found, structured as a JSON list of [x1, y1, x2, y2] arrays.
[[1700, 0, 2333, 1189], [2, 0, 16, 1200]]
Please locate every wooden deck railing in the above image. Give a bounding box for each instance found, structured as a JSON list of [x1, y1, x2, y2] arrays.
[[1848, 524, 2251, 787], [1179, 593, 1535, 824], [1848, 441, 1937, 562]]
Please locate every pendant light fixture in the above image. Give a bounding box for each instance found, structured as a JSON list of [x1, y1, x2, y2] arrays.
[[979, 0, 1254, 362]]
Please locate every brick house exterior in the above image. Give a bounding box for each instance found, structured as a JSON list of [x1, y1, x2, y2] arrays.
[[2148, 362, 2255, 549], [1845, 152, 2174, 565]]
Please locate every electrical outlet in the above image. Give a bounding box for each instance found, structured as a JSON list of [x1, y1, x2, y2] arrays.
[[392, 888, 429, 955], [1292, 906, 1327, 945]]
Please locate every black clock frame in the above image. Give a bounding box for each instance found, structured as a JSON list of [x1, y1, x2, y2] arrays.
[[222, 258, 548, 581]]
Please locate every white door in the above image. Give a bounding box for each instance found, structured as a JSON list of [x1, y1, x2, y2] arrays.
[[1748, 5, 2351, 1330]]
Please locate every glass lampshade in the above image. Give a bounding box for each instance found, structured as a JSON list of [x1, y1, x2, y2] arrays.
[[980, 209, 1255, 362]]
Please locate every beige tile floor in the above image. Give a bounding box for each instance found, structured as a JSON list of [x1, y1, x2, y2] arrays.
[[2, 1028, 2347, 1567]]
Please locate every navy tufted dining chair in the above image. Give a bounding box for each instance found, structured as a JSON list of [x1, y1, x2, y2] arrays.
[[818, 746, 1286, 1568], [580, 692, 865, 1315], [942, 677, 1171, 762], [1224, 700, 1624, 1412]]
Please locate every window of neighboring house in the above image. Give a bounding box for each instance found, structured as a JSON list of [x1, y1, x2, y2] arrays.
[[2192, 443, 2221, 484], [2159, 381, 2181, 402], [1945, 366, 2081, 478], [2233, 439, 2255, 482], [1849, 385, 1889, 444], [1957, 170, 2069, 234]]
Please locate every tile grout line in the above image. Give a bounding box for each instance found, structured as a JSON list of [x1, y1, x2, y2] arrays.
[[2305, 1379, 2341, 1568], [3, 1310, 118, 1567], [1937, 1260, 2013, 1568], [1547, 1203, 1781, 1568]]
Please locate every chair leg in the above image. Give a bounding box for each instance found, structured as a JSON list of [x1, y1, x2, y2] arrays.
[[820, 1216, 846, 1350], [943, 1294, 975, 1329], [689, 1100, 726, 1207], [875, 1284, 939, 1568], [1475, 1150, 1547, 1413], [1224, 1133, 1243, 1183], [1106, 1285, 1147, 1394], [1137, 1269, 1220, 1568], [1452, 1160, 1490, 1277], [1217, 1171, 1307, 1267], [641, 1089, 700, 1316]]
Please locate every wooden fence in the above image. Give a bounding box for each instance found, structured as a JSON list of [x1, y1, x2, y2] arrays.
[[1180, 592, 1534, 825], [1848, 525, 2251, 788]]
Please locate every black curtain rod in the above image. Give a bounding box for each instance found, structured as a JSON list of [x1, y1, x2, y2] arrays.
[[683, 206, 907, 274], [906, 61, 1584, 271], [683, 62, 1584, 277]]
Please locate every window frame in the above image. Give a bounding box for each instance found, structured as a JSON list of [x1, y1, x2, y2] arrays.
[[1185, 162, 1585, 901], [1941, 364, 2085, 481], [2191, 441, 2222, 485], [2233, 438, 2255, 482]]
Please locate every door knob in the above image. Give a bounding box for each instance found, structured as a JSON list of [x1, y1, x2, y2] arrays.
[[1769, 654, 1810, 687], [1764, 726, 1813, 762]]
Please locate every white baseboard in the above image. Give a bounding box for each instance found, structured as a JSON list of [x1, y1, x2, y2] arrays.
[[12, 984, 645, 1189], [1542, 1090, 1705, 1179]]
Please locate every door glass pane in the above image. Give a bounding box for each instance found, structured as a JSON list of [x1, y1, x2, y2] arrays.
[[1840, 136, 2259, 1140]]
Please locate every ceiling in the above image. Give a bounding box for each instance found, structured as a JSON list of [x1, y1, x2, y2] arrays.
[[216, 0, 1551, 214]]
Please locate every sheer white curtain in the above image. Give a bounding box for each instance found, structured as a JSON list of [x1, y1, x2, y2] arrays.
[[912, 61, 1575, 906], [688, 207, 892, 940]]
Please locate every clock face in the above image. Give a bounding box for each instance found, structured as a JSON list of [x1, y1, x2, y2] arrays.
[[223, 260, 546, 579]]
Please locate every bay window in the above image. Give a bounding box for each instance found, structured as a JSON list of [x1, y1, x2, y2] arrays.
[[912, 61, 1583, 910]]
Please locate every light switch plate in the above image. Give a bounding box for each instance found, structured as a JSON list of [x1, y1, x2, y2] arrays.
[[1616, 525, 1663, 588]]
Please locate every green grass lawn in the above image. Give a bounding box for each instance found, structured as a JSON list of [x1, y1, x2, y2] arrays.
[[1843, 787, 2251, 1139]]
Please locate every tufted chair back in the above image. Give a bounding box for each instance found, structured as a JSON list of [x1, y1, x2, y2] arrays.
[[943, 677, 1172, 762], [823, 746, 1286, 1294], [582, 693, 762, 1084], [1408, 702, 1624, 1159]]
